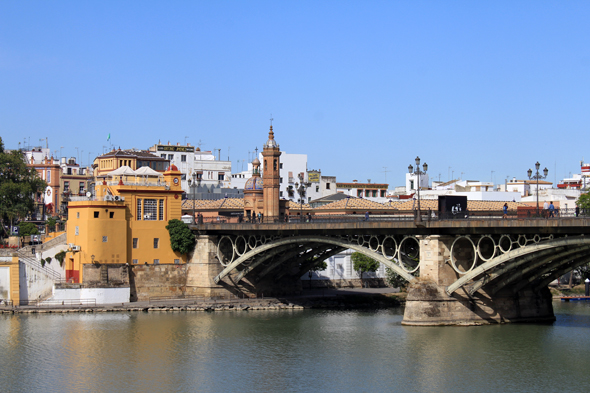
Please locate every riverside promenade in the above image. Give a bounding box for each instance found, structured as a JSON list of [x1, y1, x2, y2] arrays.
[[0, 287, 403, 314]]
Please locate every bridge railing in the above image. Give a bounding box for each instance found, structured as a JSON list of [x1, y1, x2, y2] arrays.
[[193, 208, 590, 225]]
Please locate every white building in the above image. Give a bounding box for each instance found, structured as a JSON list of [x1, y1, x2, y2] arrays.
[[306, 170, 338, 202], [303, 249, 388, 283], [406, 172, 430, 193], [259, 151, 308, 202], [148, 142, 232, 193]]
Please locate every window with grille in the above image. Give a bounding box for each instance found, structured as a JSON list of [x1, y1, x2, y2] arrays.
[[64, 181, 70, 192], [174, 259, 180, 264], [181, 155, 186, 162], [133, 238, 138, 248], [137, 198, 142, 220], [102, 236, 108, 242], [144, 199, 157, 220], [153, 259, 160, 264], [132, 259, 138, 264], [75, 226, 79, 236], [153, 238, 159, 248], [158, 199, 164, 221], [94, 211, 99, 218]]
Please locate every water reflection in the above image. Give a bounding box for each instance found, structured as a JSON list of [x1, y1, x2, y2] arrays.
[[0, 303, 589, 392]]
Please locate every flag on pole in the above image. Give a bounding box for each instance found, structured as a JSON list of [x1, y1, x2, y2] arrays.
[[107, 133, 111, 142]]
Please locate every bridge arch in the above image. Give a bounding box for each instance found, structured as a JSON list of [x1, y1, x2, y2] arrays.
[[213, 235, 416, 285], [446, 236, 590, 296]]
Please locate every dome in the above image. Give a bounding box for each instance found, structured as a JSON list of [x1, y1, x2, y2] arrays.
[[244, 176, 263, 191], [263, 126, 279, 149], [252, 157, 260, 166], [166, 164, 179, 172]]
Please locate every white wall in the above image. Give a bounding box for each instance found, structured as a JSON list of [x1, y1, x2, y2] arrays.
[[0, 266, 10, 300], [20, 263, 55, 302], [302, 249, 387, 281], [49, 287, 130, 304]]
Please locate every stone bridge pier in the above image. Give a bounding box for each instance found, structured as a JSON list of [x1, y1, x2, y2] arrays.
[[403, 235, 555, 326]]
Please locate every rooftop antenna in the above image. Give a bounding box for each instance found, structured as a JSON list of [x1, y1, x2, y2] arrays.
[[227, 146, 230, 161], [214, 148, 221, 161], [461, 172, 464, 180], [382, 166, 390, 183], [184, 136, 189, 145], [270, 114, 273, 126], [197, 139, 203, 149]]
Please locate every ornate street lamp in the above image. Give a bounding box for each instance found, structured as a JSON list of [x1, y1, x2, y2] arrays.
[[527, 161, 548, 217], [188, 172, 198, 224], [295, 173, 311, 223], [408, 156, 428, 223]]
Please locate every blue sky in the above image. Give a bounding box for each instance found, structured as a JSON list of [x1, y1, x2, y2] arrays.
[[1, 1, 589, 187]]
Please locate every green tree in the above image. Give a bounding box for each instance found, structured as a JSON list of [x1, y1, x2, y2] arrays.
[[18, 222, 39, 237], [306, 260, 328, 289], [0, 137, 46, 236], [166, 219, 196, 255], [576, 192, 590, 215], [351, 252, 380, 287], [46, 217, 57, 231]]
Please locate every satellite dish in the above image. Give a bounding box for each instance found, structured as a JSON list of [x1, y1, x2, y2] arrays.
[[86, 191, 92, 198]]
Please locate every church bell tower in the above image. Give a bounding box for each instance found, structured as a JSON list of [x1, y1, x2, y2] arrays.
[[262, 122, 281, 220]]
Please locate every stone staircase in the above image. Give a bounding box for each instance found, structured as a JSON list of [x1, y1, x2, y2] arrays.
[[17, 233, 67, 282]]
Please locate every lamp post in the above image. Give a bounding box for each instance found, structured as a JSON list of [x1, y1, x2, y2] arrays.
[[188, 172, 197, 224], [408, 156, 428, 223], [527, 161, 548, 217], [295, 173, 310, 223]]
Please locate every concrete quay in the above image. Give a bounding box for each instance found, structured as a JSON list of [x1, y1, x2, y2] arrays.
[[0, 287, 404, 315]]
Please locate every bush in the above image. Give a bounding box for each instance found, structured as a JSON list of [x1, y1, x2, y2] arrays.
[[18, 222, 39, 237], [55, 250, 66, 267], [166, 219, 195, 255]]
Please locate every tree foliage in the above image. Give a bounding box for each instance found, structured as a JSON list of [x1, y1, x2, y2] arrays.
[[46, 217, 57, 231], [55, 250, 66, 267], [351, 252, 380, 285], [0, 137, 46, 235], [310, 260, 328, 272], [576, 192, 590, 214], [18, 222, 39, 237], [166, 219, 196, 255], [385, 267, 408, 290]]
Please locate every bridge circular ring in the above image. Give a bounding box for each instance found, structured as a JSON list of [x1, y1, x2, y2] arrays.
[[216, 236, 235, 267], [381, 236, 398, 260], [476, 235, 496, 262], [248, 236, 257, 249], [450, 235, 477, 274], [518, 235, 528, 247], [234, 236, 248, 256], [499, 235, 512, 253], [397, 236, 420, 274], [533, 234, 541, 244], [368, 236, 380, 252]]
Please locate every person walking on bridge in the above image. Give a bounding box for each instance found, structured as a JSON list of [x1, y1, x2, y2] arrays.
[[503, 203, 508, 219], [365, 211, 369, 221], [549, 201, 555, 218]]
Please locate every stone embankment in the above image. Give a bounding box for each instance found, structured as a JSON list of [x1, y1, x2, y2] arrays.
[[0, 293, 404, 314]]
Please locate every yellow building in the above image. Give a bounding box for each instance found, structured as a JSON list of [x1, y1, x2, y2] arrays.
[[92, 148, 169, 180], [66, 165, 184, 283]]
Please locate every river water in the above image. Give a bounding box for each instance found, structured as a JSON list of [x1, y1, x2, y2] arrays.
[[1, 302, 589, 393]]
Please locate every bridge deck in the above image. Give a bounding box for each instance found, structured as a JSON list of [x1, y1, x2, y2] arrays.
[[192, 217, 590, 236]]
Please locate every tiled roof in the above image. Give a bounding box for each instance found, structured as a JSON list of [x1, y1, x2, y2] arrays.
[[314, 197, 395, 211], [180, 196, 528, 213], [182, 198, 244, 210], [99, 149, 168, 160]]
